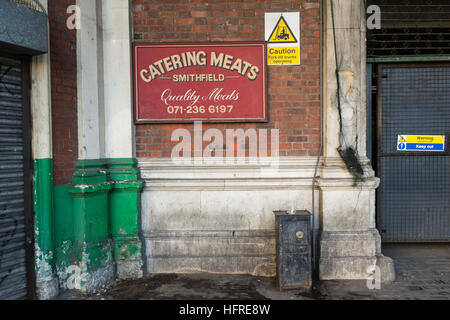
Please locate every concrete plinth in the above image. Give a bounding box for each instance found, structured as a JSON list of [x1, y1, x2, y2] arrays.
[[319, 230, 394, 282]]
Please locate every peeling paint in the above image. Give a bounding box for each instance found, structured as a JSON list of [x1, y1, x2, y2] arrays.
[[35, 243, 59, 299], [58, 241, 114, 293], [35, 243, 53, 280], [33, 159, 59, 299], [70, 182, 112, 193], [338, 70, 354, 97], [56, 240, 73, 290], [37, 158, 144, 296], [78, 241, 114, 293]]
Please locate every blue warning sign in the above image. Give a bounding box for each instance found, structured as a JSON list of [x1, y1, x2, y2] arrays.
[[397, 135, 445, 152]]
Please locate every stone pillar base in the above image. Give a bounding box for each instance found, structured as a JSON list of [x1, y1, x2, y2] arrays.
[[376, 255, 396, 283], [36, 275, 59, 300], [116, 260, 143, 280], [319, 230, 395, 282], [70, 239, 115, 294], [81, 263, 115, 294], [109, 159, 144, 280]]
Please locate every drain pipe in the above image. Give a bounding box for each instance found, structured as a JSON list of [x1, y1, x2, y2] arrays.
[[311, 0, 324, 280]]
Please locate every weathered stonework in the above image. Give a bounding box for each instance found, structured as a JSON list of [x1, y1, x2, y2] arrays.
[[33, 158, 59, 299], [139, 157, 321, 276], [64, 159, 145, 292], [28, 0, 401, 301], [69, 160, 114, 293], [109, 159, 144, 279], [319, 0, 395, 281]]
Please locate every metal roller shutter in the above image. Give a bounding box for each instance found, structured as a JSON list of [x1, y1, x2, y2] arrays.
[[0, 55, 31, 300]]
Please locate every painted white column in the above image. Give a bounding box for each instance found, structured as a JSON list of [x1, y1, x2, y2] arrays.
[[31, 0, 52, 161], [77, 0, 104, 160], [31, 50, 52, 161], [31, 51, 52, 160], [102, 0, 134, 159], [323, 0, 365, 159]]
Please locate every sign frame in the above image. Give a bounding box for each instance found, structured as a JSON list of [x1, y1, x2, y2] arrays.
[[397, 135, 446, 152], [133, 42, 268, 124]]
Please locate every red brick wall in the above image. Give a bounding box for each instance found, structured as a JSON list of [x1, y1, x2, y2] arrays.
[[133, 0, 321, 158], [48, 0, 78, 185]]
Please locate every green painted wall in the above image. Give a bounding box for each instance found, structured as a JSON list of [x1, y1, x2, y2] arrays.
[[33, 158, 55, 280], [109, 159, 143, 264], [38, 158, 144, 292], [54, 185, 74, 286]]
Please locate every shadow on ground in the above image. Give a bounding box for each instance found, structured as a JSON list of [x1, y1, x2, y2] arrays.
[[58, 244, 449, 300], [58, 273, 325, 300]]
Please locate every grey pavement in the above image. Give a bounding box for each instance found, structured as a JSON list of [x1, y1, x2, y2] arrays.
[[319, 244, 450, 300], [58, 244, 449, 300]]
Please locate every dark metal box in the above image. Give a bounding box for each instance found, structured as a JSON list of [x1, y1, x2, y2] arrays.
[[274, 210, 312, 291]]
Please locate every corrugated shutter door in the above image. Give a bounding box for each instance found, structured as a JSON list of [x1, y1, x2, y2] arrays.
[[0, 56, 28, 299]]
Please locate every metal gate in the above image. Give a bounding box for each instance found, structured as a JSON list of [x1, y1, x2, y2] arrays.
[[377, 64, 450, 242], [366, 0, 450, 60], [0, 54, 34, 299]]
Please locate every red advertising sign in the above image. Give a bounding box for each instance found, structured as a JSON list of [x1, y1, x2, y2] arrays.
[[133, 42, 267, 123]]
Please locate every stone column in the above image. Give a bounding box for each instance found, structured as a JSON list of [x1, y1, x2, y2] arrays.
[[69, 0, 114, 293], [318, 0, 394, 281], [30, 0, 59, 300], [102, 0, 133, 159], [102, 0, 144, 279], [77, 0, 104, 161]]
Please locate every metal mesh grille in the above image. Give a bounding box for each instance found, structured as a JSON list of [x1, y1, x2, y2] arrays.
[[368, 28, 450, 58], [367, 0, 450, 58], [378, 65, 450, 242], [380, 66, 450, 153]]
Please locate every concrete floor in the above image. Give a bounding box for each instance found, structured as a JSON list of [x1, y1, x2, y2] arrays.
[[319, 244, 450, 300], [59, 244, 450, 300]]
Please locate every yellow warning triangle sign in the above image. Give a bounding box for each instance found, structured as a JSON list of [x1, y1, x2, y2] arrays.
[[268, 16, 298, 44]]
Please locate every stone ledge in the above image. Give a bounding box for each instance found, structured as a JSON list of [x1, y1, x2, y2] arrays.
[[319, 256, 378, 280], [147, 256, 276, 277], [317, 177, 380, 190], [144, 230, 276, 258], [320, 231, 378, 258]]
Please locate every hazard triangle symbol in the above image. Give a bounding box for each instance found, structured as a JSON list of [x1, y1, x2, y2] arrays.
[[268, 16, 298, 44]]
